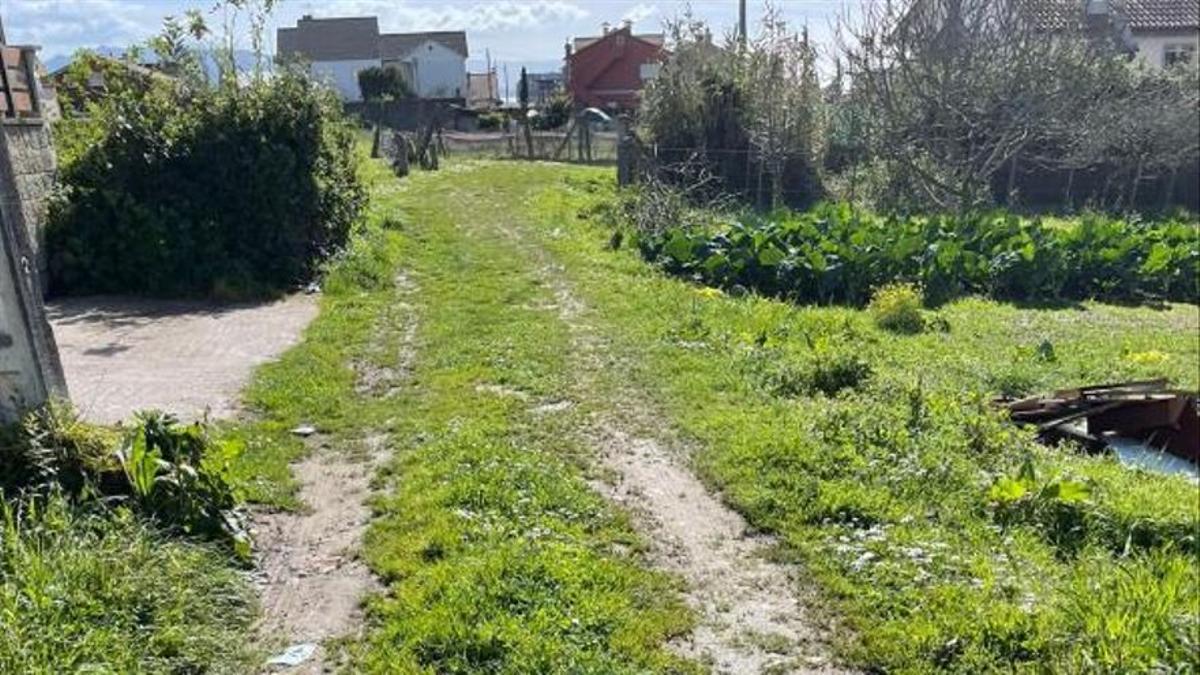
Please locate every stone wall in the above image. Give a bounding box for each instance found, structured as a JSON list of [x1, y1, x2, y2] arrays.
[[0, 120, 56, 280]]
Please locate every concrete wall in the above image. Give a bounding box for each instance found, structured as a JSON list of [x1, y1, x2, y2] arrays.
[[0, 120, 66, 422], [310, 58, 381, 102], [1132, 30, 1200, 69], [404, 41, 466, 99]]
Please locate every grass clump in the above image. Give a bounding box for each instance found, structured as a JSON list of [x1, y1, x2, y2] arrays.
[[868, 283, 925, 334], [0, 495, 255, 673]]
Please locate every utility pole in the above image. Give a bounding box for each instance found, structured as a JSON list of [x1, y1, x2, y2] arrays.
[[738, 0, 747, 49], [503, 63, 510, 103]]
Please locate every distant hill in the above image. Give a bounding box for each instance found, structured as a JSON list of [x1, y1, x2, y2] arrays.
[[43, 47, 261, 80]]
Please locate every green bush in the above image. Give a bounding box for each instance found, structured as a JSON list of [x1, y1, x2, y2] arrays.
[[47, 56, 365, 298], [869, 283, 925, 334], [634, 204, 1199, 306], [532, 93, 571, 130], [477, 111, 506, 131]]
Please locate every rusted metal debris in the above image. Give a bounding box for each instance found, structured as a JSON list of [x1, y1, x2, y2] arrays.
[[996, 379, 1199, 464]]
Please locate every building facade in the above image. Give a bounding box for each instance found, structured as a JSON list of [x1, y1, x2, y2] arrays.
[[277, 16, 468, 101], [565, 24, 665, 112]]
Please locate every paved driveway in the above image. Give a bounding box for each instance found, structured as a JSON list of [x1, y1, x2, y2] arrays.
[[47, 294, 318, 424]]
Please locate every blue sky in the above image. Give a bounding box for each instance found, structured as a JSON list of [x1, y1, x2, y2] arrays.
[[3, 0, 850, 77]]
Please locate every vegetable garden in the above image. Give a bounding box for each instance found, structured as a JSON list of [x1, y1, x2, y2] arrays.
[[633, 204, 1199, 306]]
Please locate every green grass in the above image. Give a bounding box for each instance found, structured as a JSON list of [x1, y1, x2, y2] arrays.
[[12, 150, 1191, 673], [347, 161, 695, 672], [512, 166, 1200, 672], [222, 147, 407, 508], [0, 496, 255, 673]]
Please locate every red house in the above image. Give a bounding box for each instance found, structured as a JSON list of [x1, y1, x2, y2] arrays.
[[565, 24, 665, 112]]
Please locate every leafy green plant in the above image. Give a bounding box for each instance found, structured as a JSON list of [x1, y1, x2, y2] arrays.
[[116, 412, 247, 555], [634, 203, 1198, 307], [1, 404, 247, 555], [868, 283, 925, 334]]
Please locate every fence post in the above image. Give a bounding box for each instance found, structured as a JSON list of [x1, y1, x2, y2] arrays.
[[617, 116, 634, 187]]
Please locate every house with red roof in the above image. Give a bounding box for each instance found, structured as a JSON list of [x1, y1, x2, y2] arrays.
[[565, 22, 665, 112]]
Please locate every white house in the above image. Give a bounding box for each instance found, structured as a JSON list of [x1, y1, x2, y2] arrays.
[[1028, 0, 1199, 68], [276, 16, 468, 101], [1120, 0, 1199, 68]]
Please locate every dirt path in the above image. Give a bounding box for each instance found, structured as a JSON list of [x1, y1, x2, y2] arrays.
[[477, 201, 846, 674], [251, 272, 417, 672], [251, 435, 388, 673], [47, 294, 317, 424]]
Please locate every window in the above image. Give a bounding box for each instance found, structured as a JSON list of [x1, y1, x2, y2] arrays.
[[639, 62, 661, 82], [1163, 43, 1196, 68]]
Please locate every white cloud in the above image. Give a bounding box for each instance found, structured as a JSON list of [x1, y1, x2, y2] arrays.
[[294, 0, 590, 33], [621, 2, 658, 27], [5, 0, 149, 48]]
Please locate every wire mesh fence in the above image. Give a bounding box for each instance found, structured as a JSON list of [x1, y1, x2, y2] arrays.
[[440, 129, 619, 163]]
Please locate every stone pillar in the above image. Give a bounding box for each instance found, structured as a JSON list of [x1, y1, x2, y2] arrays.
[[0, 39, 66, 422]]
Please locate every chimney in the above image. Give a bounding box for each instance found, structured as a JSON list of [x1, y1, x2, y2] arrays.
[[621, 19, 633, 31], [301, 14, 313, 21], [602, 22, 611, 34]]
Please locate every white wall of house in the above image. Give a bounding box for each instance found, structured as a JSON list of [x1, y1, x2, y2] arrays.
[[404, 41, 466, 99], [1132, 31, 1199, 69], [309, 58, 381, 102]]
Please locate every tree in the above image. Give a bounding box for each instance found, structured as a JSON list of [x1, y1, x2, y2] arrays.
[[742, 12, 826, 209], [518, 67, 530, 110], [518, 67, 533, 157], [637, 9, 825, 209], [840, 0, 1111, 211], [358, 65, 412, 157]]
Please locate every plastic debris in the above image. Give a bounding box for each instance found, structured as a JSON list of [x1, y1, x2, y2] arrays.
[[290, 424, 317, 437], [266, 642, 317, 668]]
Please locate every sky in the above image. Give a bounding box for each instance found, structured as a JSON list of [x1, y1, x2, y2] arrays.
[[2, 0, 852, 80]]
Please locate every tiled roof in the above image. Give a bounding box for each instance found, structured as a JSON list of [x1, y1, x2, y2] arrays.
[[380, 31, 469, 59], [1026, 0, 1198, 31], [573, 32, 665, 53], [277, 16, 379, 61], [1123, 0, 1199, 30]]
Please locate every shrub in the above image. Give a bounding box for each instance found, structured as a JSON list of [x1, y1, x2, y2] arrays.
[[532, 93, 572, 130], [47, 57, 365, 298], [869, 283, 925, 334], [638, 12, 825, 210], [477, 111, 506, 131]]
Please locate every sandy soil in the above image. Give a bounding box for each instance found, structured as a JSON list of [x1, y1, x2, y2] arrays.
[[47, 294, 318, 424], [251, 435, 389, 673]]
